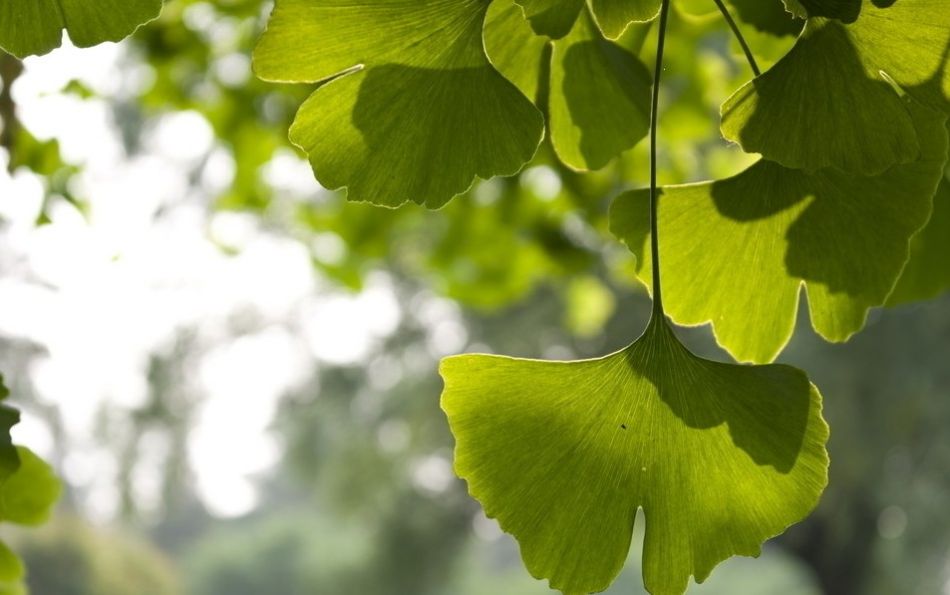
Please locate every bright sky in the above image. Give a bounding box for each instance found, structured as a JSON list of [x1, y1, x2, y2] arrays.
[[0, 36, 460, 519]]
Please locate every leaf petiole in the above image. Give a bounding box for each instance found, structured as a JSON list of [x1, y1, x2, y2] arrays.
[[712, 0, 762, 77], [648, 0, 672, 318]]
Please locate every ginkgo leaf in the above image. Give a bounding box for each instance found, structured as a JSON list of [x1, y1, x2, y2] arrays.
[[0, 446, 61, 527], [0, 542, 23, 584], [611, 101, 948, 363], [589, 0, 662, 39], [0, 376, 19, 483], [441, 318, 829, 595], [887, 174, 950, 306], [0, 0, 162, 58], [549, 9, 652, 170], [254, 0, 543, 209], [484, 0, 549, 101], [790, 0, 861, 21], [729, 0, 803, 37], [515, 0, 585, 39], [722, 0, 950, 175]]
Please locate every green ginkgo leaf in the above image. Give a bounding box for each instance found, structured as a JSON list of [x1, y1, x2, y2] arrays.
[[729, 0, 803, 37], [788, 0, 861, 21], [611, 101, 948, 363], [588, 0, 661, 39], [887, 174, 950, 306], [253, 0, 544, 209], [0, 0, 162, 58], [0, 542, 23, 584], [484, 0, 549, 101], [549, 9, 652, 170], [515, 0, 585, 39], [722, 0, 950, 175], [514, 0, 660, 40], [0, 446, 61, 527], [441, 318, 829, 595], [0, 376, 20, 483]]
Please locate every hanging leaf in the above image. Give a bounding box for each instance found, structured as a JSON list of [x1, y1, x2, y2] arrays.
[[722, 0, 950, 174], [254, 0, 544, 208], [611, 101, 948, 363], [442, 319, 829, 595], [0, 0, 162, 58], [887, 174, 950, 306], [549, 9, 652, 170]]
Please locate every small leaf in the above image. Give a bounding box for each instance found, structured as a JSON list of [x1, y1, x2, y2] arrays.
[[549, 9, 652, 170], [254, 0, 543, 208], [612, 100, 948, 363], [0, 447, 61, 527], [0, 0, 162, 58], [442, 319, 829, 595], [887, 174, 950, 306], [722, 0, 950, 174]]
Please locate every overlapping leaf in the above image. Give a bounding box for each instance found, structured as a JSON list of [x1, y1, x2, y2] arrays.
[[888, 174, 950, 306], [0, 0, 162, 58], [515, 0, 659, 39], [442, 319, 829, 595], [253, 0, 544, 208], [612, 101, 948, 363], [548, 9, 652, 169], [723, 0, 950, 174]]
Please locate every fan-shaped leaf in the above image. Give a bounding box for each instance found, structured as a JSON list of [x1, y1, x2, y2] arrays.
[[612, 101, 948, 363], [254, 0, 544, 208], [0, 446, 61, 527], [722, 0, 950, 174], [515, 0, 584, 39], [442, 319, 829, 595]]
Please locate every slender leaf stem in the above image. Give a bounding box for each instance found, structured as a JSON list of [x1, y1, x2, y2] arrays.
[[712, 0, 761, 76], [649, 0, 672, 318]]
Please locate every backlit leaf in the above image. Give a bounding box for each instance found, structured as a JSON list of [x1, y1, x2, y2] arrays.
[[254, 0, 544, 208], [722, 0, 950, 174], [549, 9, 652, 170], [442, 319, 829, 595], [0, 446, 61, 527], [612, 101, 948, 363], [0, 0, 162, 58], [887, 174, 950, 306]]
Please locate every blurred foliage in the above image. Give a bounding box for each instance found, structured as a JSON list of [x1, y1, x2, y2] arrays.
[[11, 517, 178, 595]]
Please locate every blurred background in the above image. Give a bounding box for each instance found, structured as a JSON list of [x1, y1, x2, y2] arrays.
[[0, 1, 948, 594]]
